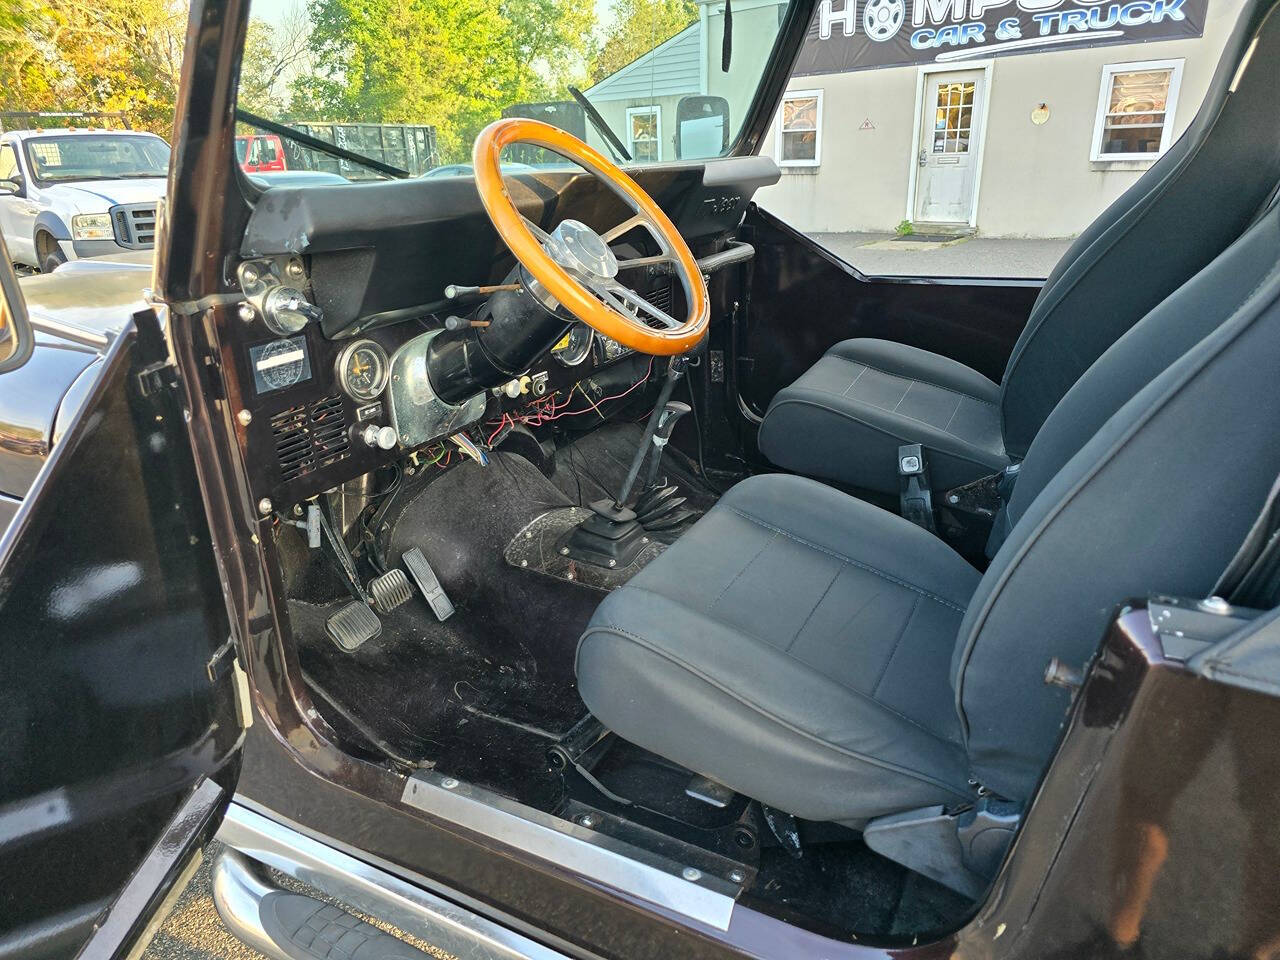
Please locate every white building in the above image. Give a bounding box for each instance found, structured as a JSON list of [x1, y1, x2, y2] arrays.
[[586, 0, 1242, 238]]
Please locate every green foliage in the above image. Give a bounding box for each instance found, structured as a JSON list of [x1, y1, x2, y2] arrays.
[[0, 0, 188, 134], [894, 219, 914, 236], [589, 0, 697, 86], [296, 0, 596, 161]]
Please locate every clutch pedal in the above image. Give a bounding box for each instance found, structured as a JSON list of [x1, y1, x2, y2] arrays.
[[325, 601, 382, 652], [402, 547, 455, 621], [368, 568, 413, 614]]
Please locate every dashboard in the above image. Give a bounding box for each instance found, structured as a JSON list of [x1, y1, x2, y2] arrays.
[[226, 155, 780, 510]]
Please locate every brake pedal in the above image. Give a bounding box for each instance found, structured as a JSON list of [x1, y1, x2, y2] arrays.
[[403, 547, 455, 621], [325, 601, 381, 652], [368, 568, 413, 614]]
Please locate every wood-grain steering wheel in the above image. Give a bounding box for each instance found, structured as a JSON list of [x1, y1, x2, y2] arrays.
[[472, 118, 709, 356]]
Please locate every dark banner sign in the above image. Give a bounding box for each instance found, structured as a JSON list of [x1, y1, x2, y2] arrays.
[[792, 0, 1208, 75]]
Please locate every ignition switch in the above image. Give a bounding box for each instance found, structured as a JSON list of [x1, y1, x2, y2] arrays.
[[263, 286, 323, 337]]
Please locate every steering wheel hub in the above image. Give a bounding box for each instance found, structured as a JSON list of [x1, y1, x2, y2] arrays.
[[546, 219, 619, 281]]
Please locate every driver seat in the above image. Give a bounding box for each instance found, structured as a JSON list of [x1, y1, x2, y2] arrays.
[[575, 191, 1280, 828], [756, 10, 1280, 495]]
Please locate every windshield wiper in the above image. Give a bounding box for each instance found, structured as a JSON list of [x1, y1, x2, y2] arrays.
[[567, 87, 631, 163], [234, 109, 410, 179]]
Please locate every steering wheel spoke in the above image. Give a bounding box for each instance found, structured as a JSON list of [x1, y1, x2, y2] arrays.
[[594, 279, 680, 330], [521, 214, 554, 244]]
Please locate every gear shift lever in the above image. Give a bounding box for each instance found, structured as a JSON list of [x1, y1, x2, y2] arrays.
[[561, 356, 690, 569], [641, 401, 691, 492]]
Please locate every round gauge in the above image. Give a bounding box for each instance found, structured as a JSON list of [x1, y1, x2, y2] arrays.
[[553, 323, 594, 366], [335, 340, 389, 401], [258, 338, 308, 391]]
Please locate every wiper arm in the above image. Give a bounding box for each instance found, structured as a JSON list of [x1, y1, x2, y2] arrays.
[[567, 87, 631, 163], [234, 109, 410, 179]]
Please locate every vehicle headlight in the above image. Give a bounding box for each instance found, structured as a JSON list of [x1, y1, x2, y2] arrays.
[[71, 213, 114, 241]]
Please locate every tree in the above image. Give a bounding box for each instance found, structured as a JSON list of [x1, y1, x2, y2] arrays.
[[0, 0, 312, 135], [589, 0, 697, 86], [239, 8, 312, 119], [0, 0, 188, 133], [296, 0, 596, 160]]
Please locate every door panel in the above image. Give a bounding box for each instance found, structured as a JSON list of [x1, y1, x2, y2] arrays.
[[0, 312, 242, 959], [0, 143, 36, 266], [734, 205, 1039, 423], [915, 71, 984, 225]]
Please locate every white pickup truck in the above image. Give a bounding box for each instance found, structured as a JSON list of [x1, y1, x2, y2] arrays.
[[0, 127, 169, 272]]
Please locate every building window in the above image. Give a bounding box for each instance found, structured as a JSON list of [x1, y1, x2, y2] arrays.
[[626, 106, 661, 163], [1091, 60, 1183, 161], [777, 90, 823, 167]]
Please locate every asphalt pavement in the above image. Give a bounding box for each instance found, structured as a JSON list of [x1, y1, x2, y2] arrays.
[[810, 231, 1073, 279]]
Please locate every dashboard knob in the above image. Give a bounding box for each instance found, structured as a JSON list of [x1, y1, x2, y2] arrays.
[[362, 424, 399, 450]]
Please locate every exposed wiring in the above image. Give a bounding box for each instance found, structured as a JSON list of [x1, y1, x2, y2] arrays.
[[451, 432, 489, 465], [484, 358, 655, 433], [486, 414, 512, 447]]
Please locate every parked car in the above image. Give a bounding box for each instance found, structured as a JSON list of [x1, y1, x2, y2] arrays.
[[4, 1, 1280, 959], [0, 128, 169, 272]]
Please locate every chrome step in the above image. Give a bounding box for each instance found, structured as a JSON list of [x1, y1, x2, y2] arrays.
[[212, 848, 432, 960]]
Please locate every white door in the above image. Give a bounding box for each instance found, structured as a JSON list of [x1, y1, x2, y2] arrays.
[[914, 70, 985, 225], [0, 142, 38, 267]]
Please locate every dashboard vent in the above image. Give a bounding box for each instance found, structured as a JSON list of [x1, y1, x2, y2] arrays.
[[270, 395, 349, 483], [640, 281, 674, 329]]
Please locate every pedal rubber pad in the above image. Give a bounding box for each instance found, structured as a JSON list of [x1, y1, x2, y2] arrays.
[[325, 601, 381, 652], [368, 568, 413, 614], [403, 547, 455, 621]]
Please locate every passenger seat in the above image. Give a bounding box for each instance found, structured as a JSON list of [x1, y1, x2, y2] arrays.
[[758, 6, 1280, 495]]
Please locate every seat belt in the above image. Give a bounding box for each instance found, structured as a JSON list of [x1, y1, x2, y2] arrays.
[[1215, 473, 1280, 609], [897, 444, 937, 533]]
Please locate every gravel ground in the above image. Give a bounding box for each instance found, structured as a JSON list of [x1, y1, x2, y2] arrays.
[[809, 232, 1074, 279], [141, 842, 455, 960]]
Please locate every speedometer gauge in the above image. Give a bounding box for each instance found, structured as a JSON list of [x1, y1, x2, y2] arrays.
[[552, 323, 593, 366], [336, 340, 389, 401]]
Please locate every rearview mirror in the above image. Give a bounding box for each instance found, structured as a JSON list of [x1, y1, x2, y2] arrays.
[[0, 177, 21, 197], [0, 233, 34, 373]]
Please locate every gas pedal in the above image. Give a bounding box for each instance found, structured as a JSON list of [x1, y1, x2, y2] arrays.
[[325, 601, 381, 652], [402, 547, 455, 621], [368, 568, 413, 614]]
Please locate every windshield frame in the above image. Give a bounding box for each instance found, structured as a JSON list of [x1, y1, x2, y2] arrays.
[[22, 133, 171, 188]]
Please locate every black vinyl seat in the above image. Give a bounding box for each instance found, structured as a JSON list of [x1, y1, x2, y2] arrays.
[[577, 166, 1280, 826], [758, 8, 1280, 496]]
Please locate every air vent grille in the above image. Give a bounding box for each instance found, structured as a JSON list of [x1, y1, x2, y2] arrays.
[[270, 395, 350, 483], [640, 281, 674, 329]]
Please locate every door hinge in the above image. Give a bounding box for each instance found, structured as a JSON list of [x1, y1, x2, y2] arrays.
[[206, 636, 236, 683], [135, 359, 180, 397]]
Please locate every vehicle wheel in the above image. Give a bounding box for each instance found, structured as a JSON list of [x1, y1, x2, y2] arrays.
[[40, 243, 66, 274]]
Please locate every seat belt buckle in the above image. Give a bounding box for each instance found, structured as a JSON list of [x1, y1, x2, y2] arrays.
[[898, 443, 937, 533]]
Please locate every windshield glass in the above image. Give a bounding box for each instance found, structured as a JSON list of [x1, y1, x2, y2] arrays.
[[23, 134, 170, 185], [236, 0, 789, 180]]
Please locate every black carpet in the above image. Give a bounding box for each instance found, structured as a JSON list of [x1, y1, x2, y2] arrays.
[[290, 451, 605, 807], [286, 428, 973, 941], [745, 838, 975, 943]]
